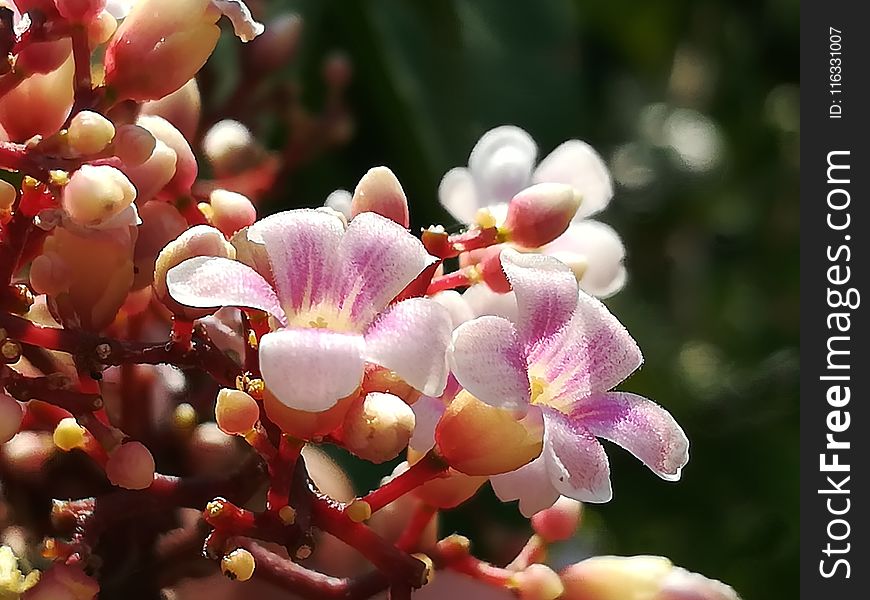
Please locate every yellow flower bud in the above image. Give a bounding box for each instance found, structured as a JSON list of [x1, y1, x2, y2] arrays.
[[67, 111, 116, 156], [560, 555, 672, 600], [62, 165, 137, 227], [215, 388, 260, 435], [53, 417, 86, 451], [341, 392, 415, 464]]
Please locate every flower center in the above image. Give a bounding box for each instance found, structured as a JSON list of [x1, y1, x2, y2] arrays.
[[530, 376, 549, 405]]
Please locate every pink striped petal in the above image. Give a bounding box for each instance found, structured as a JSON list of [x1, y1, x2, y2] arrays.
[[247, 209, 345, 316], [364, 298, 452, 396], [543, 408, 612, 503], [259, 328, 365, 412], [570, 392, 689, 481], [532, 140, 613, 219], [490, 454, 560, 517], [449, 315, 530, 412], [501, 248, 578, 350], [166, 256, 286, 325], [438, 167, 480, 224], [469, 126, 538, 204], [529, 290, 642, 406], [336, 212, 435, 326]]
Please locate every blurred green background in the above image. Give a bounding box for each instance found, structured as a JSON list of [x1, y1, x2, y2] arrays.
[[212, 1, 799, 598]]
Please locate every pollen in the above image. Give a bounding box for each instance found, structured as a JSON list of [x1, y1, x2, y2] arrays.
[[530, 376, 548, 405]]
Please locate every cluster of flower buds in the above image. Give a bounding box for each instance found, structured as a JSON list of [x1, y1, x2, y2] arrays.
[[0, 4, 739, 600]]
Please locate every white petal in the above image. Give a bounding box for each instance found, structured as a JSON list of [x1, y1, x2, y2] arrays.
[[543, 409, 612, 503], [430, 290, 476, 329], [469, 126, 538, 204], [533, 140, 613, 219], [438, 167, 480, 224], [462, 286, 519, 322], [212, 0, 265, 42], [490, 454, 560, 517], [544, 221, 627, 298]]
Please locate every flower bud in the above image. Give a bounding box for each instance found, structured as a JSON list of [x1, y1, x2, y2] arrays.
[[132, 201, 187, 289], [512, 564, 564, 600], [122, 140, 177, 202], [263, 387, 357, 440], [24, 563, 99, 600], [531, 497, 582, 542], [52, 417, 86, 451], [434, 390, 543, 476], [67, 110, 115, 156], [105, 441, 155, 490], [62, 165, 136, 227], [30, 251, 72, 296], [104, 0, 221, 101], [0, 55, 74, 141], [215, 388, 259, 435], [112, 124, 157, 167], [341, 392, 415, 463], [140, 77, 202, 140], [560, 555, 673, 600], [0, 393, 23, 443], [136, 115, 197, 197], [501, 183, 581, 248], [209, 189, 257, 236], [202, 119, 261, 177], [0, 180, 18, 222], [221, 548, 256, 581], [324, 189, 352, 219], [153, 224, 235, 315], [656, 566, 742, 600], [351, 166, 410, 227], [87, 10, 118, 46], [54, 0, 107, 22], [15, 38, 71, 75]]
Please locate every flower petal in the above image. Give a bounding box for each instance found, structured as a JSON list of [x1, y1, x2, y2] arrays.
[[212, 0, 265, 42], [533, 140, 613, 219], [364, 298, 452, 396], [543, 408, 612, 503], [490, 454, 560, 517], [469, 126, 538, 204], [336, 212, 435, 326], [462, 286, 518, 322], [449, 315, 530, 411], [259, 328, 365, 412], [544, 221, 627, 298], [570, 392, 689, 481], [166, 256, 286, 324], [430, 290, 476, 329], [409, 394, 445, 454], [501, 248, 579, 350], [247, 209, 345, 317], [438, 167, 480, 224], [529, 290, 642, 404]]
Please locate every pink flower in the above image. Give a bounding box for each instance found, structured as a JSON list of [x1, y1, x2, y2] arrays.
[[439, 126, 626, 297], [166, 209, 452, 412], [446, 248, 688, 515]]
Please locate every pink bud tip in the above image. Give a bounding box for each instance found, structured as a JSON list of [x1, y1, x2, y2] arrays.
[[209, 189, 257, 236], [351, 166, 410, 227], [215, 388, 260, 435], [105, 441, 155, 490], [531, 496, 583, 542], [502, 183, 582, 248]]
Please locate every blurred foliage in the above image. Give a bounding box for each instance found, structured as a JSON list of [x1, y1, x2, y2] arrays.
[[210, 1, 799, 598]]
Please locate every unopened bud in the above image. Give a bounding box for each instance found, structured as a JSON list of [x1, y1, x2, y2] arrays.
[[62, 165, 136, 227], [54, 0, 107, 22], [324, 189, 352, 219], [531, 497, 582, 542], [435, 390, 542, 476], [202, 119, 260, 176], [656, 565, 742, 600], [511, 564, 564, 600], [351, 166, 410, 227], [0, 56, 74, 141], [215, 388, 259, 435], [24, 563, 99, 600], [345, 499, 372, 523], [122, 140, 177, 202], [112, 124, 157, 166], [52, 417, 86, 451], [221, 548, 256, 581], [209, 189, 256, 236], [30, 252, 72, 296], [342, 392, 414, 463], [0, 180, 18, 222], [263, 387, 356, 440], [0, 393, 23, 444], [136, 115, 197, 196], [560, 555, 672, 600], [105, 441, 155, 490], [87, 10, 118, 46], [15, 38, 71, 76], [67, 110, 115, 155], [153, 225, 235, 312], [501, 183, 581, 248], [140, 78, 202, 140]]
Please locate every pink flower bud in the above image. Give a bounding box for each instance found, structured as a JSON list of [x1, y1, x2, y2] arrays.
[[0, 55, 74, 141], [341, 392, 415, 463], [502, 183, 582, 248], [512, 564, 564, 600], [30, 251, 72, 295], [122, 140, 177, 202], [530, 497, 582, 542], [67, 110, 115, 155], [140, 77, 202, 140], [214, 388, 259, 435], [112, 124, 157, 167], [15, 38, 71, 75], [201, 119, 261, 177], [87, 9, 117, 46], [105, 441, 155, 490], [0, 392, 23, 443], [209, 189, 256, 236], [560, 556, 673, 600], [351, 166, 410, 227], [136, 115, 197, 197], [24, 564, 99, 600], [54, 0, 107, 22], [62, 165, 136, 227], [104, 0, 221, 101], [132, 200, 186, 289]]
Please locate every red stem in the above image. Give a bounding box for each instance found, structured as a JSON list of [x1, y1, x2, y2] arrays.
[[396, 503, 438, 552], [68, 25, 93, 117], [359, 451, 448, 514], [425, 268, 474, 295]]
